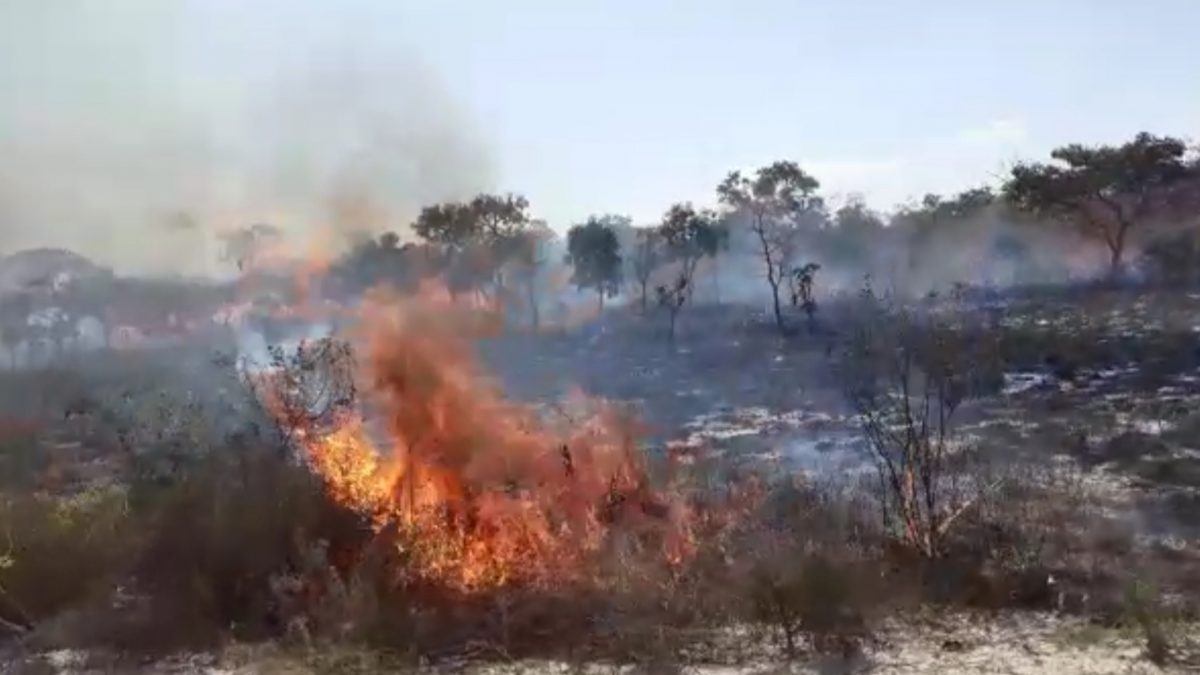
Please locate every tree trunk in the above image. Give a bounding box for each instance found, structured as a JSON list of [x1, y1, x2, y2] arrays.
[[639, 280, 648, 313], [754, 218, 786, 334], [667, 308, 678, 344], [712, 256, 721, 304], [597, 290, 605, 313], [768, 275, 785, 333], [526, 281, 539, 331], [1108, 220, 1131, 278]]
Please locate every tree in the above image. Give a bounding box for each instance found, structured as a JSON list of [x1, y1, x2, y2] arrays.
[[509, 221, 555, 330], [706, 216, 732, 304], [840, 285, 1001, 558], [788, 262, 820, 332], [328, 232, 418, 297], [56, 272, 118, 348], [825, 195, 884, 267], [891, 188, 997, 282], [412, 193, 531, 298], [411, 202, 477, 250], [565, 217, 623, 311], [0, 294, 32, 369], [629, 227, 663, 313], [1142, 228, 1200, 287], [656, 203, 721, 342], [1003, 132, 1190, 276], [717, 161, 824, 333], [44, 307, 77, 360]]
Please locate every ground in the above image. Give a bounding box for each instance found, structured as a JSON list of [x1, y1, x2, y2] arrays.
[[3, 287, 1200, 672], [6, 612, 1199, 673]]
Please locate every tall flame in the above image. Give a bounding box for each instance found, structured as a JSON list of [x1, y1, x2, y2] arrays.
[[287, 287, 694, 591]]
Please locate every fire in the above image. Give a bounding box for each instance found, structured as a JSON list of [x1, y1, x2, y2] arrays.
[[281, 287, 695, 591]]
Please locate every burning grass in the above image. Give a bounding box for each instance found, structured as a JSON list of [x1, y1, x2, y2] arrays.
[[267, 287, 735, 594]]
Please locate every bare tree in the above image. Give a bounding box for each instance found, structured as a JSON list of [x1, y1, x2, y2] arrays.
[[839, 285, 999, 557], [630, 227, 662, 313], [656, 203, 720, 343]]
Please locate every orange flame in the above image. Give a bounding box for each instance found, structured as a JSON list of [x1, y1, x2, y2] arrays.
[[282, 286, 695, 591]]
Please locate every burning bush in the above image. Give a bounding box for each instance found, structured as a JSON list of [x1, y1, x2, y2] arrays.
[[264, 288, 703, 594]]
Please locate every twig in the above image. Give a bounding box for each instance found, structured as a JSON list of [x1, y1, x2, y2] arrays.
[[937, 478, 1004, 537]]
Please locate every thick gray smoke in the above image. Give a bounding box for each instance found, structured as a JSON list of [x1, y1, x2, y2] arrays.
[[0, 2, 494, 277]]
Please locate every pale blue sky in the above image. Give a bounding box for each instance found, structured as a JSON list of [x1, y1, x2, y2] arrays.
[[296, 0, 1200, 223], [1, 1, 1198, 266]]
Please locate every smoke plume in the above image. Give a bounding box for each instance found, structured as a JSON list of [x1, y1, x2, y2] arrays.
[[0, 2, 494, 277]]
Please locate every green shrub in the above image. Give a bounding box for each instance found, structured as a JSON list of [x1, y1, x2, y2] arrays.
[[132, 447, 368, 647], [0, 485, 134, 629]]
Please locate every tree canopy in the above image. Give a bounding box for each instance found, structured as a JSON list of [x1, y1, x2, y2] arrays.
[[1003, 132, 1190, 274], [565, 216, 623, 309], [718, 161, 824, 332]]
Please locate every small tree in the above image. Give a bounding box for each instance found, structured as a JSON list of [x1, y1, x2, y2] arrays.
[[630, 227, 663, 313], [412, 193, 531, 299], [825, 194, 885, 267], [788, 262, 820, 332], [1004, 132, 1190, 276], [565, 217, 623, 311], [840, 285, 1000, 558], [717, 161, 824, 333], [656, 203, 721, 342], [509, 222, 555, 330]]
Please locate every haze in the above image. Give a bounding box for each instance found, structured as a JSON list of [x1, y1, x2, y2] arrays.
[[1, 0, 1196, 274]]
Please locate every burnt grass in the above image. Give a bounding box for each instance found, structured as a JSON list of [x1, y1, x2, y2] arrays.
[[2, 286, 1200, 665], [481, 288, 1200, 613]]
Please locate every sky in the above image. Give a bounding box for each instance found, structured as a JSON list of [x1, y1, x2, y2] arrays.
[[1, 1, 1198, 270]]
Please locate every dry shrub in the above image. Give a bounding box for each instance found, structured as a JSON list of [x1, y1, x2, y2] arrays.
[[0, 418, 44, 490], [840, 286, 1002, 558], [0, 485, 134, 633], [729, 478, 885, 660], [121, 446, 368, 651]]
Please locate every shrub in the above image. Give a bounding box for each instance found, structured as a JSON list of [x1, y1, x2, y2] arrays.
[[0, 485, 134, 632], [839, 285, 1002, 558], [129, 445, 368, 649]]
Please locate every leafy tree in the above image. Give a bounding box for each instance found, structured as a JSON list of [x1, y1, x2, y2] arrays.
[[891, 188, 997, 279], [565, 217, 623, 311], [824, 195, 884, 267], [412, 193, 531, 297], [1003, 132, 1190, 276], [379, 231, 401, 250], [328, 232, 419, 297], [705, 215, 732, 304], [629, 227, 663, 313], [893, 188, 995, 241], [717, 161, 824, 333], [411, 202, 477, 250], [656, 203, 721, 342]]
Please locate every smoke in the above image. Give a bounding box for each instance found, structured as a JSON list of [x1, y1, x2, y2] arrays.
[[0, 2, 494, 277]]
